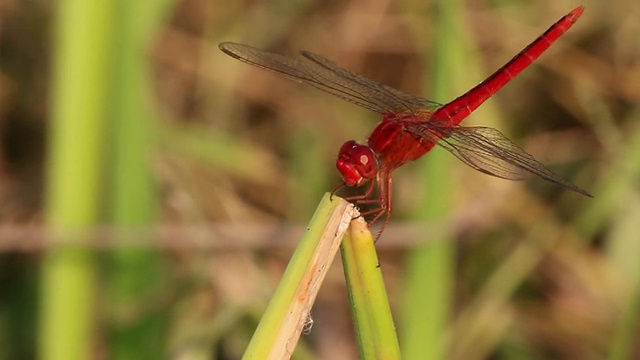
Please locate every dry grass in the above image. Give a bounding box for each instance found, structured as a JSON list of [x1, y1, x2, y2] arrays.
[[0, 0, 638, 358]]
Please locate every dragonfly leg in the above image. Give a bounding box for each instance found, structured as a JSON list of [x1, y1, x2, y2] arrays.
[[334, 179, 379, 221], [348, 170, 393, 241], [350, 180, 382, 221], [340, 178, 376, 202], [372, 171, 392, 241], [330, 182, 347, 201], [332, 171, 393, 241]]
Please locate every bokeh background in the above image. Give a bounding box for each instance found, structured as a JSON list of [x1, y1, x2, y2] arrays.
[[1, 0, 638, 359]]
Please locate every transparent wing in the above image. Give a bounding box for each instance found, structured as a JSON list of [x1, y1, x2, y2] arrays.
[[219, 42, 440, 115], [408, 123, 592, 196], [300, 51, 440, 113]]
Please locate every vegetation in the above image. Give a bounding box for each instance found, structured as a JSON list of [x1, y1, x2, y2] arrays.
[[0, 0, 637, 358]]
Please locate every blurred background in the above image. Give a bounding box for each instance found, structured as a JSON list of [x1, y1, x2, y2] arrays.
[[0, 0, 638, 359]]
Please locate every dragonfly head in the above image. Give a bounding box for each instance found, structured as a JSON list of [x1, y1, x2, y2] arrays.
[[336, 140, 378, 186]]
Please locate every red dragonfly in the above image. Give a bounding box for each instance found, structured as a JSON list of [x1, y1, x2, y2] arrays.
[[219, 6, 590, 233]]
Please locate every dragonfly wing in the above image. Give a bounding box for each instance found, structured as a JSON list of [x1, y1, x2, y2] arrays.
[[219, 42, 440, 115], [408, 124, 592, 196], [301, 51, 441, 114]]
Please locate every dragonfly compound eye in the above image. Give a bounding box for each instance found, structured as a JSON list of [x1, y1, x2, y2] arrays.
[[336, 141, 378, 186]]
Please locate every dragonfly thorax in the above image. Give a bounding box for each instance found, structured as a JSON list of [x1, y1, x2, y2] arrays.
[[336, 140, 378, 186]]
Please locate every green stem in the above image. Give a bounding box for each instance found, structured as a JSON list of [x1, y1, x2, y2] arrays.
[[242, 194, 352, 359], [400, 0, 459, 358], [107, 1, 172, 359], [39, 1, 116, 359], [341, 219, 401, 360]]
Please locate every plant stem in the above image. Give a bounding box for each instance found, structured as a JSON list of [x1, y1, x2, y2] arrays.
[[39, 1, 116, 359], [341, 218, 401, 360], [242, 194, 353, 360]]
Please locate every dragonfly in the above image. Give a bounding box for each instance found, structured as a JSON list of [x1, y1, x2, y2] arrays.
[[219, 6, 590, 235]]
